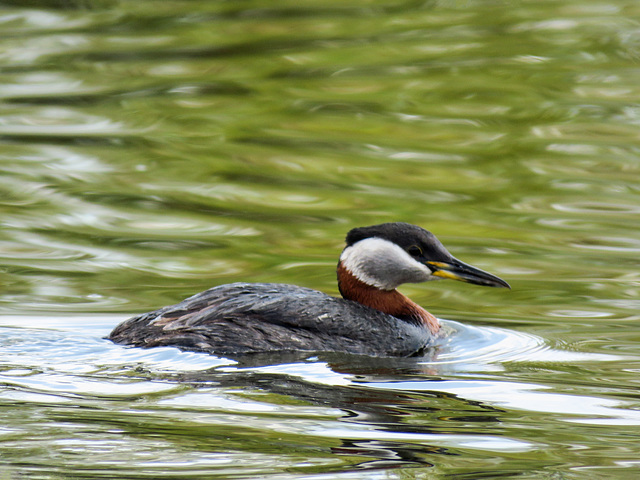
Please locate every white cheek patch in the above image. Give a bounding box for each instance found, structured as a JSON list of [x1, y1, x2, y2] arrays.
[[340, 237, 434, 290]]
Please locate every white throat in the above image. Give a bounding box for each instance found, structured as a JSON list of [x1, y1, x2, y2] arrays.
[[339, 237, 434, 290]]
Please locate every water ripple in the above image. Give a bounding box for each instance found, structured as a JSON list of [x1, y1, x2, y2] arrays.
[[433, 320, 617, 370]]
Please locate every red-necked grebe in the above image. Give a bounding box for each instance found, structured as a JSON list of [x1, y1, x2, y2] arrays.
[[108, 222, 509, 357]]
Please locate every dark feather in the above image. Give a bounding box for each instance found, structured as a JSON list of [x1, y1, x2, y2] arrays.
[[108, 283, 434, 357]]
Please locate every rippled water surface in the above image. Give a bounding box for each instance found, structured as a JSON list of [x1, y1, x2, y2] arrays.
[[2, 0, 640, 478]]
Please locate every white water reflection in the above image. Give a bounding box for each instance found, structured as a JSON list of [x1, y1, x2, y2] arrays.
[[367, 378, 640, 426], [0, 315, 629, 429]]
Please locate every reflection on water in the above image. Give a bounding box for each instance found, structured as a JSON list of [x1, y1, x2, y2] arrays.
[[2, 0, 640, 477], [0, 314, 633, 476], [0, 316, 610, 374]]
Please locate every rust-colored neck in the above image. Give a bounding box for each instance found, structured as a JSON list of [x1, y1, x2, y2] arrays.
[[337, 261, 440, 335]]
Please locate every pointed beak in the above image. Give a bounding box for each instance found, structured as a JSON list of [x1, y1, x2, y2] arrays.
[[426, 259, 510, 289]]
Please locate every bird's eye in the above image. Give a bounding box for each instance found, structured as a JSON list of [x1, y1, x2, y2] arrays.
[[408, 245, 422, 257]]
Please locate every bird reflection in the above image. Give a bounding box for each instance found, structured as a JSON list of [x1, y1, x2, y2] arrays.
[[162, 349, 504, 470]]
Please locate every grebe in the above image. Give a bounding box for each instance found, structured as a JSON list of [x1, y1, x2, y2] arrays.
[[108, 222, 509, 357]]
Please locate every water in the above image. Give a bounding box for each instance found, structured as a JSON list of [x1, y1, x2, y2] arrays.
[[1, 0, 640, 478]]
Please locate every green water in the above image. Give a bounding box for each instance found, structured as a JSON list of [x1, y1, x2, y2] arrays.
[[1, 0, 640, 478]]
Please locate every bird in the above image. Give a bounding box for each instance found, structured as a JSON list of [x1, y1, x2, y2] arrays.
[[108, 222, 509, 357]]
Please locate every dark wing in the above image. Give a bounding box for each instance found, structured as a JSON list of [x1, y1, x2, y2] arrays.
[[108, 283, 432, 356]]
